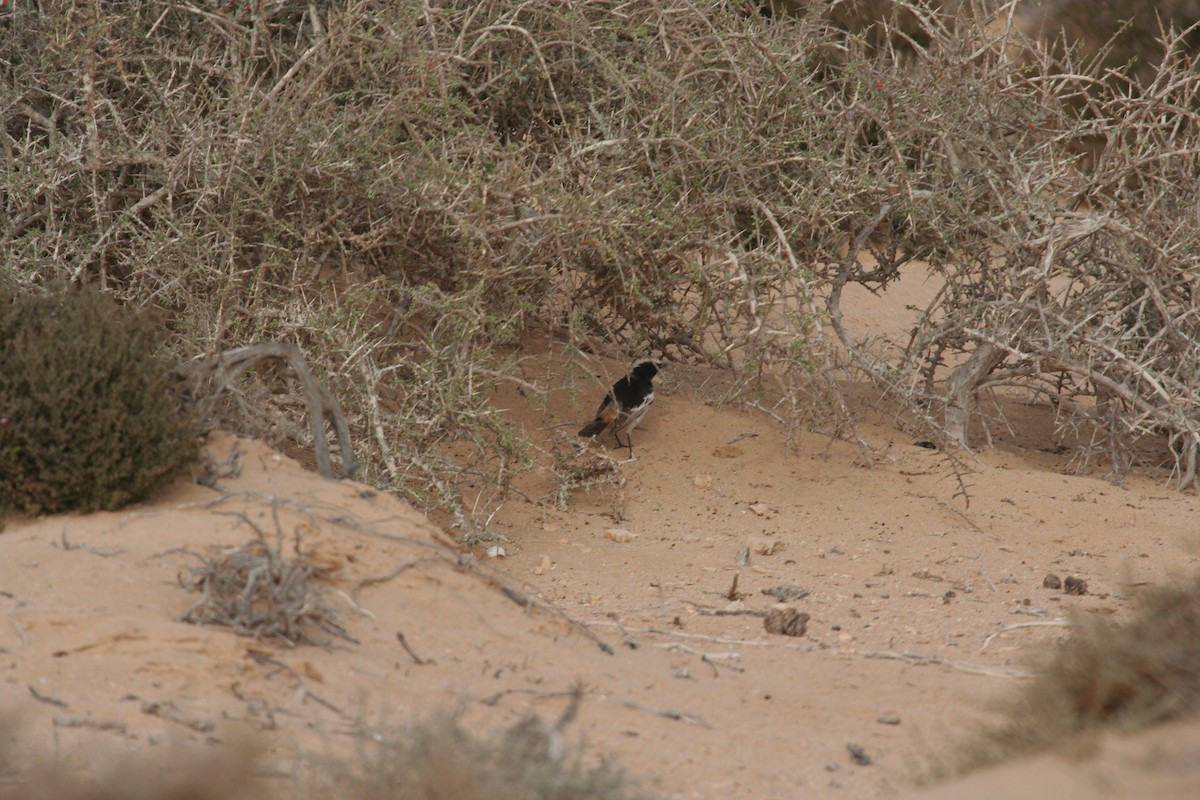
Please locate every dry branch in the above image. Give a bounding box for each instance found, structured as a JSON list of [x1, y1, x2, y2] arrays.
[[184, 343, 358, 481]]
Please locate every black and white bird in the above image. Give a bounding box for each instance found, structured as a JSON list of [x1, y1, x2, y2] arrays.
[[577, 358, 659, 458]]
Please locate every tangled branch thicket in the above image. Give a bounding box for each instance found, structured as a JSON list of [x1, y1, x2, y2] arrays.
[[5, 1, 1200, 527]]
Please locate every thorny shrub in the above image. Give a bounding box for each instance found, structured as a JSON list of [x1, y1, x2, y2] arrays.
[[5, 0, 1200, 530]]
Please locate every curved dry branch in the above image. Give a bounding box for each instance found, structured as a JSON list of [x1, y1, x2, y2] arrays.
[[186, 343, 358, 481]]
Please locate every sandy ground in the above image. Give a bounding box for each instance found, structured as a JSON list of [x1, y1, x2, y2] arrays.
[[4, 283, 1200, 797]]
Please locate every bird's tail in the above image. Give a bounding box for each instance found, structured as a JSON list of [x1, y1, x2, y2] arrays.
[[578, 419, 608, 438]]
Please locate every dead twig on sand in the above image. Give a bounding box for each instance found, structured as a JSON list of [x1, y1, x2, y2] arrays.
[[60, 529, 125, 558], [980, 620, 1071, 652], [396, 631, 431, 665], [6, 600, 28, 649], [247, 650, 346, 718], [52, 716, 132, 737], [862, 650, 1034, 679], [28, 686, 67, 708], [140, 700, 214, 733]]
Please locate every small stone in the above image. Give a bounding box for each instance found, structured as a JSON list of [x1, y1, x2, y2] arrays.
[[604, 528, 637, 543], [748, 502, 770, 516], [762, 585, 810, 602], [825, 763, 840, 772], [746, 535, 782, 556], [1064, 576, 1088, 595], [693, 473, 713, 489], [533, 555, 551, 576], [735, 547, 750, 567], [764, 606, 809, 637], [1043, 574, 1062, 590], [847, 743, 872, 766], [876, 715, 901, 725]]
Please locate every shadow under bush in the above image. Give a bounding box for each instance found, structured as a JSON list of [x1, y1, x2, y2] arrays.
[[0, 284, 196, 515]]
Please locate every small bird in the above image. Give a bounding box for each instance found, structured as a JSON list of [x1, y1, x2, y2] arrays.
[[577, 358, 659, 458]]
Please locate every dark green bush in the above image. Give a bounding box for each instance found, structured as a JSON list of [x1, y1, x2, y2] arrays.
[[0, 284, 196, 515]]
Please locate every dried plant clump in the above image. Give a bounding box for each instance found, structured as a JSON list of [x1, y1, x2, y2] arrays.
[[0, 284, 196, 515], [546, 432, 627, 518], [180, 523, 352, 646], [309, 711, 655, 800], [0, 714, 263, 800], [1, 708, 652, 800], [946, 574, 1200, 776]]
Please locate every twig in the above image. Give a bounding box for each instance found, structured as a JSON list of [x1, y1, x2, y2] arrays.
[[248, 651, 346, 717], [396, 631, 430, 665], [52, 716, 132, 737], [329, 588, 375, 619], [695, 608, 768, 618], [140, 700, 214, 733], [607, 695, 711, 728], [6, 600, 28, 649], [350, 557, 441, 598], [28, 686, 68, 708], [980, 620, 1070, 652], [589, 621, 820, 651], [861, 650, 1034, 679], [61, 530, 126, 558]]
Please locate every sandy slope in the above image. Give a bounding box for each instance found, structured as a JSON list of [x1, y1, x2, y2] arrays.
[[3, 345, 1199, 799]]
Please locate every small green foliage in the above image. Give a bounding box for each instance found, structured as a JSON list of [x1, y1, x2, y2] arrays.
[[0, 284, 196, 515]]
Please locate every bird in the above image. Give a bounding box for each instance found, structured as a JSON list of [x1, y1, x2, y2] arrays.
[[577, 358, 659, 458]]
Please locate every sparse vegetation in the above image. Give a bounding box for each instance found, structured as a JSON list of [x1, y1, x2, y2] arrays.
[[943, 574, 1200, 776], [179, 518, 352, 646], [0, 711, 654, 800], [5, 0, 1200, 511], [311, 711, 655, 800], [0, 283, 195, 515]]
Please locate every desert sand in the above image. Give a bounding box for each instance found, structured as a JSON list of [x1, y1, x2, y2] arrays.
[[3, 280, 1200, 798]]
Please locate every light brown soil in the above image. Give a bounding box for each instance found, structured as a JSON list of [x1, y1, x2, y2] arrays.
[[4, 338, 1200, 797]]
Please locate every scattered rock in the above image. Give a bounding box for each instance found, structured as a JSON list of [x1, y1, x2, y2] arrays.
[[1064, 575, 1088, 595], [692, 473, 713, 489], [913, 440, 937, 449], [876, 714, 901, 725], [735, 547, 750, 567], [826, 763, 840, 772], [764, 606, 809, 637], [847, 743, 872, 766], [604, 528, 637, 543], [748, 502, 770, 517], [746, 535, 782, 555], [761, 585, 809, 602], [533, 555, 551, 575], [1043, 573, 1062, 589]]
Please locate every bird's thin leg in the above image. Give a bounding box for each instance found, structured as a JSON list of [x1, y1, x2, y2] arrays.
[[615, 430, 634, 460]]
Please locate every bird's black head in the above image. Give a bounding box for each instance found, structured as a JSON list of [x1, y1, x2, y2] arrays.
[[630, 358, 659, 381]]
